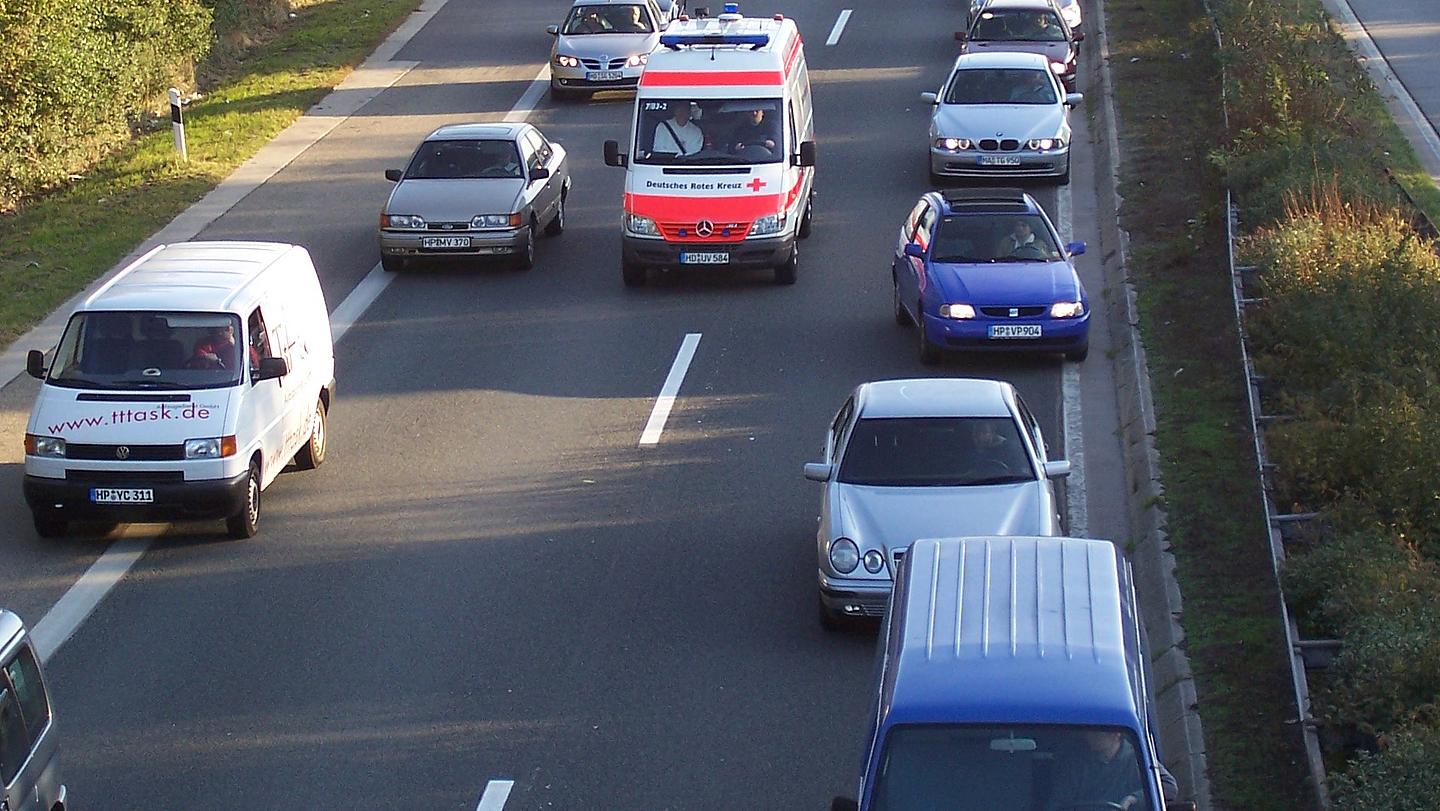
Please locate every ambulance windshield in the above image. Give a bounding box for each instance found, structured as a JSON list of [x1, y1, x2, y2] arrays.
[[47, 311, 248, 390], [635, 98, 784, 165]]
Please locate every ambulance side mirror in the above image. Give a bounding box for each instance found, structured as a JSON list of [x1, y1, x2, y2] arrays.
[[794, 140, 816, 167], [26, 350, 45, 380], [252, 356, 289, 382], [604, 139, 628, 167]]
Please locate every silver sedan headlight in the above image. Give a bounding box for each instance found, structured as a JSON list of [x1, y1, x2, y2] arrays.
[[383, 214, 427, 230], [1027, 138, 1066, 151], [935, 137, 973, 151], [863, 549, 886, 574], [749, 213, 785, 236], [830, 538, 860, 574], [554, 54, 580, 68], [627, 53, 648, 67], [471, 214, 519, 229]]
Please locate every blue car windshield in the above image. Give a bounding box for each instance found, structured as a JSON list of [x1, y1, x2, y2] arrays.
[[872, 724, 1156, 811], [838, 417, 1034, 486], [930, 214, 1062, 263]]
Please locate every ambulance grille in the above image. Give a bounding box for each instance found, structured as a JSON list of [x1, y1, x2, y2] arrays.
[[659, 221, 750, 241]]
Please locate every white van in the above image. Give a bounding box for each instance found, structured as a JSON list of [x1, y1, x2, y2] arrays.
[[22, 241, 335, 540], [603, 3, 817, 286], [1, 610, 65, 811]]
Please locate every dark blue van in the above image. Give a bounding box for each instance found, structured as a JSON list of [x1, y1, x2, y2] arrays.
[[832, 536, 1191, 811]]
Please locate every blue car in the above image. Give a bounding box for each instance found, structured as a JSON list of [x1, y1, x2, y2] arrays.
[[892, 188, 1089, 363]]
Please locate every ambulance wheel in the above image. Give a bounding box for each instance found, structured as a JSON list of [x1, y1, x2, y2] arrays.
[[32, 512, 67, 539], [797, 195, 814, 239], [774, 248, 798, 285], [545, 191, 566, 237], [226, 463, 261, 539], [293, 398, 328, 470], [622, 261, 647, 287], [381, 255, 406, 273], [515, 222, 536, 270]]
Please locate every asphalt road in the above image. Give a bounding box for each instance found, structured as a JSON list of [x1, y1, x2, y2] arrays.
[[1342, 0, 1440, 136], [0, 0, 1136, 807]]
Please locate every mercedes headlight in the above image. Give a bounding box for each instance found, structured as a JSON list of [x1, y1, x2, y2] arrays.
[[625, 213, 660, 236], [25, 435, 66, 458], [939, 303, 976, 319], [863, 549, 886, 574], [383, 214, 427, 230], [1050, 301, 1085, 318], [829, 538, 860, 574], [749, 213, 785, 236]]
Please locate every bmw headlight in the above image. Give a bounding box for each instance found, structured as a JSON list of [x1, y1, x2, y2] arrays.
[[1027, 138, 1065, 151], [935, 137, 973, 151], [25, 434, 65, 458], [627, 53, 648, 67], [471, 214, 520, 229], [383, 214, 426, 230], [625, 213, 660, 236], [554, 54, 580, 68], [1050, 301, 1085, 318], [863, 549, 886, 574], [749, 213, 785, 236], [939, 303, 976, 319], [830, 538, 860, 574]]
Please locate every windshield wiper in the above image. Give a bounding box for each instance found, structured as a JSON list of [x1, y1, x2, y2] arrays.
[[931, 256, 989, 263], [50, 377, 115, 389], [964, 475, 1031, 486]]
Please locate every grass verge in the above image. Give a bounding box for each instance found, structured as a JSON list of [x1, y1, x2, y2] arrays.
[[0, 0, 422, 349], [1102, 0, 1319, 807]]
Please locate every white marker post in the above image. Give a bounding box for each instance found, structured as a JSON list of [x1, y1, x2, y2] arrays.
[[168, 87, 188, 163]]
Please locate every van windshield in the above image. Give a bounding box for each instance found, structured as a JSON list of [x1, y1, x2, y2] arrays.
[[872, 725, 1156, 811], [47, 311, 247, 390], [634, 97, 784, 165]]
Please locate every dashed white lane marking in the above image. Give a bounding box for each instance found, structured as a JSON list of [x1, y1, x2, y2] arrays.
[[640, 333, 702, 446], [1056, 181, 1088, 536], [28, 59, 559, 667], [826, 10, 853, 46], [475, 779, 515, 810]]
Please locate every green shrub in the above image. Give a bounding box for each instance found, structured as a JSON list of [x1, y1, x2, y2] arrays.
[[1331, 717, 1440, 809]]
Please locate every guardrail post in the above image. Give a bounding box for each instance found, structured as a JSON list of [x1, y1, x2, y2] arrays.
[[168, 87, 188, 163]]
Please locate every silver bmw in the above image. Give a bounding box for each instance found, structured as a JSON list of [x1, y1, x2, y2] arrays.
[[804, 378, 1070, 628], [923, 51, 1082, 185], [547, 0, 668, 101]]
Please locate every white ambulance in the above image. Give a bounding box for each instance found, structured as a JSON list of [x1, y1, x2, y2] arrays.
[[22, 242, 335, 540], [604, 3, 816, 286]]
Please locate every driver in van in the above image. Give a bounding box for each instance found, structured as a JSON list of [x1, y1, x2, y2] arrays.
[[652, 101, 705, 156], [190, 323, 242, 370], [1047, 730, 1179, 810]]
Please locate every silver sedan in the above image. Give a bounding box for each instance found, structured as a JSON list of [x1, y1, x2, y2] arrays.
[[378, 123, 569, 271], [547, 0, 668, 101], [923, 51, 1082, 185], [804, 378, 1070, 628]]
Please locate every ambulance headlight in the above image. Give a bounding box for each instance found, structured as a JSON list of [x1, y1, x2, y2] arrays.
[[625, 213, 660, 236], [25, 434, 66, 458], [749, 213, 785, 236], [185, 436, 238, 459]]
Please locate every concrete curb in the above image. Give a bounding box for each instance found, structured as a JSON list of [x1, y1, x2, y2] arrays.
[[0, 0, 455, 388], [1089, 1, 1214, 807]]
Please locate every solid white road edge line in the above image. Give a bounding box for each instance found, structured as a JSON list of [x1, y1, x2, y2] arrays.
[[1057, 181, 1088, 536], [640, 333, 702, 446], [826, 10, 853, 46], [28, 56, 558, 667], [475, 779, 515, 811]]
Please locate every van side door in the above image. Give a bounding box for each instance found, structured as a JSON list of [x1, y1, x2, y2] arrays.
[[1, 644, 57, 811]]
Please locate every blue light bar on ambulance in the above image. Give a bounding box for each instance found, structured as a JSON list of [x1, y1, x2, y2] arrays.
[[723, 2, 740, 11], [660, 33, 770, 49]]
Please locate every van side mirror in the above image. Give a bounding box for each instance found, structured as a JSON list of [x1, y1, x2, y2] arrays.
[[803, 462, 834, 482], [1064, 93, 1084, 107], [252, 356, 289, 382], [831, 798, 859, 811], [545, 24, 559, 35], [795, 140, 817, 167], [1067, 240, 1087, 256], [529, 166, 550, 181], [904, 243, 925, 259], [604, 139, 627, 167], [1044, 460, 1072, 478], [920, 91, 939, 105], [384, 168, 403, 182], [26, 350, 46, 380]]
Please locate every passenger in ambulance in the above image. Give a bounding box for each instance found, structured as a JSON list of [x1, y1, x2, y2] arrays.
[[652, 101, 705, 156]]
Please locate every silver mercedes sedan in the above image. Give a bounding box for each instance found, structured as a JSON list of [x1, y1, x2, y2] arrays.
[[804, 378, 1070, 629], [923, 51, 1082, 185], [547, 0, 669, 101], [378, 123, 569, 272]]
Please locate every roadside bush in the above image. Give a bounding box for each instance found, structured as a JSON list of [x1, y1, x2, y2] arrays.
[[1331, 717, 1440, 810], [0, 0, 213, 210]]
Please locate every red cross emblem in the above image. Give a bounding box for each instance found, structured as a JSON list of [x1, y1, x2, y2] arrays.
[[747, 177, 767, 192]]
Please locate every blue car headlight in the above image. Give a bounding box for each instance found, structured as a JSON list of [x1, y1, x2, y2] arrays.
[[1050, 301, 1085, 318], [940, 303, 976, 319]]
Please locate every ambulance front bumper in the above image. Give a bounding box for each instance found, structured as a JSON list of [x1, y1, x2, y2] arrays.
[[622, 233, 795, 270]]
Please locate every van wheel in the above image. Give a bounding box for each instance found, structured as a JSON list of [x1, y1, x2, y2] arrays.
[[293, 399, 328, 470], [33, 512, 67, 539], [774, 247, 798, 285], [381, 255, 406, 273], [797, 195, 814, 239], [545, 193, 566, 237], [622, 261, 647, 287], [515, 223, 536, 270], [226, 463, 261, 539]]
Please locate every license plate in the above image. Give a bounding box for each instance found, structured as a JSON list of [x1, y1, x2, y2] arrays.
[[680, 251, 729, 265], [587, 70, 624, 81], [979, 155, 1023, 166], [421, 236, 471, 249], [91, 487, 154, 504], [989, 324, 1042, 339]]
